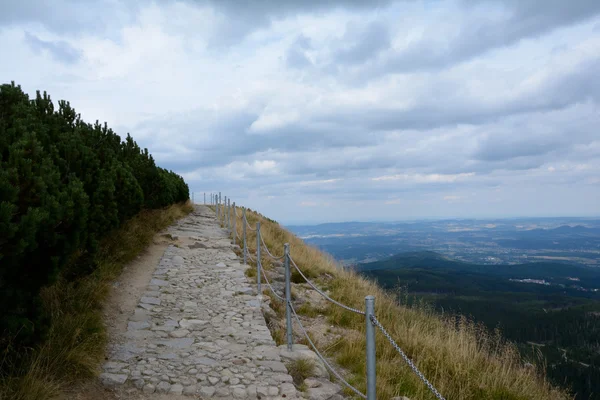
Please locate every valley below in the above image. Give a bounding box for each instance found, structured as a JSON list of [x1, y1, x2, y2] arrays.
[[289, 217, 600, 399]]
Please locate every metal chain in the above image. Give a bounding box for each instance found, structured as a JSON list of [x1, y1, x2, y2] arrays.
[[289, 256, 365, 315], [260, 234, 285, 260], [260, 265, 285, 301], [245, 219, 256, 231], [289, 301, 366, 399], [370, 315, 446, 400], [263, 251, 285, 261]]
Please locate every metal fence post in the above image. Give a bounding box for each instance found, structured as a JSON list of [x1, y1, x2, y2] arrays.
[[256, 222, 261, 296], [243, 208, 247, 265], [216, 196, 219, 218], [219, 192, 222, 219], [228, 198, 231, 234], [284, 243, 293, 351], [365, 295, 377, 400], [204, 192, 206, 204], [233, 202, 236, 246]]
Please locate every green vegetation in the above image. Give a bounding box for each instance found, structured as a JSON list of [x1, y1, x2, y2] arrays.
[[360, 251, 600, 399], [0, 81, 191, 399], [0, 202, 193, 400], [0, 82, 188, 343]]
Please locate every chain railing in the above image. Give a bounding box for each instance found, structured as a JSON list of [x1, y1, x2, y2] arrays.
[[289, 300, 367, 398], [260, 264, 285, 301], [205, 193, 446, 400], [289, 255, 366, 316], [261, 233, 285, 260], [370, 315, 446, 400]]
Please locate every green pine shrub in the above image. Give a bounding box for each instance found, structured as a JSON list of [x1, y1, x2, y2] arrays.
[[0, 82, 189, 345]]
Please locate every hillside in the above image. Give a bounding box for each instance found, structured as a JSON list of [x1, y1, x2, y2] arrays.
[[358, 251, 600, 399], [226, 209, 568, 399]]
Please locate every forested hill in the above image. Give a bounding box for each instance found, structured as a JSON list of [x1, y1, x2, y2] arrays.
[[358, 251, 600, 289], [357, 251, 600, 399], [0, 82, 189, 344]]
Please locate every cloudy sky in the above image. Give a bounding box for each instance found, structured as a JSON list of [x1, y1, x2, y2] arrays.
[[2, 0, 599, 224]]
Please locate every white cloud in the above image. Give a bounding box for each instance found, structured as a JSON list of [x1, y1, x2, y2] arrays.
[[2, 0, 600, 223], [443, 195, 462, 201], [372, 173, 476, 183]]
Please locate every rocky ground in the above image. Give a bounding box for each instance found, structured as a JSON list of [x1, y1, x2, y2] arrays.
[[98, 205, 344, 400]]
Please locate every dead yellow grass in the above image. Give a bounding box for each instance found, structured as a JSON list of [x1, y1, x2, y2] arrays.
[[0, 202, 194, 400], [223, 206, 569, 400]]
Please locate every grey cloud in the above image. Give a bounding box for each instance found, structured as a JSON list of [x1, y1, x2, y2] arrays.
[[475, 130, 581, 163], [286, 35, 313, 68], [131, 108, 375, 173], [327, 53, 600, 134], [24, 32, 81, 64], [331, 21, 390, 65], [0, 0, 395, 46], [133, 51, 600, 183], [198, 0, 396, 46], [0, 0, 139, 35], [345, 0, 600, 77], [204, 0, 394, 17]]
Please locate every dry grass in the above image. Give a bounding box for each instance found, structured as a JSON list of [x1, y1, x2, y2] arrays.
[[286, 358, 316, 386], [0, 202, 194, 400], [224, 206, 570, 400]]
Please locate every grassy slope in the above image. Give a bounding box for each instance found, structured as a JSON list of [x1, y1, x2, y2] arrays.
[[0, 202, 194, 400], [223, 206, 568, 400]]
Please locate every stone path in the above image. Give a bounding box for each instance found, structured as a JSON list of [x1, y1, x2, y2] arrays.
[[100, 205, 298, 399]]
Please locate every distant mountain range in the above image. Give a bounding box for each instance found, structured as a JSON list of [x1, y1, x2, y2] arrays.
[[287, 218, 600, 266]]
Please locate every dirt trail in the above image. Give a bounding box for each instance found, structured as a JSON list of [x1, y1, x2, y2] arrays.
[[65, 231, 181, 400], [67, 206, 296, 399]]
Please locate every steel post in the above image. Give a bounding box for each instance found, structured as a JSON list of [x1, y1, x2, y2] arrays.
[[228, 198, 231, 234], [256, 222, 261, 296], [365, 295, 377, 400], [224, 196, 227, 226], [243, 208, 247, 265], [285, 243, 293, 351], [233, 202, 236, 246]]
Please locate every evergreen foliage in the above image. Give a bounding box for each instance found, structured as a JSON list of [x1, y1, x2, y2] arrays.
[[0, 82, 189, 343]]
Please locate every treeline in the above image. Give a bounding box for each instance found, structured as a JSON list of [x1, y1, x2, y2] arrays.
[[0, 82, 189, 344]]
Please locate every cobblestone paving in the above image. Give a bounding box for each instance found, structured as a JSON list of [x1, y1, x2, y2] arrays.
[[100, 206, 297, 399]]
